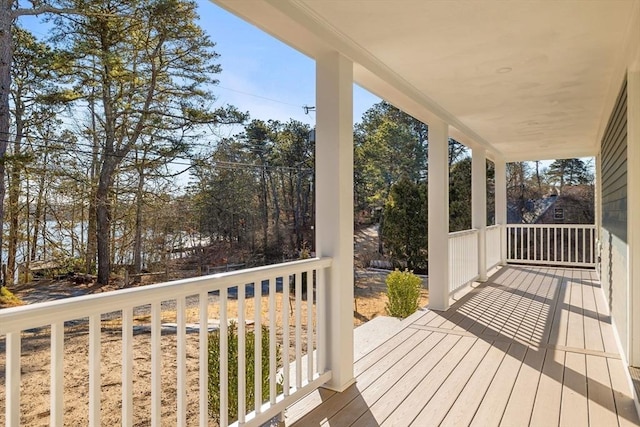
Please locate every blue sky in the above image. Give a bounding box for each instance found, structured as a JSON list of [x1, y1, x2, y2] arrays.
[[193, 0, 381, 127]]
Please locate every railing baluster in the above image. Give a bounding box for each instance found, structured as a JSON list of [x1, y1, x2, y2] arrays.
[[448, 240, 452, 292], [0, 258, 334, 427], [51, 322, 64, 427], [317, 268, 326, 374], [151, 302, 161, 426], [295, 272, 302, 389], [89, 314, 101, 427], [503, 225, 596, 267], [548, 227, 551, 262], [220, 288, 228, 427], [307, 270, 314, 382], [176, 296, 187, 427], [254, 281, 263, 414], [122, 308, 133, 426], [269, 277, 277, 405], [283, 276, 291, 396], [238, 284, 247, 423], [6, 332, 21, 427], [571, 227, 575, 263], [582, 228, 587, 263], [199, 291, 208, 426], [592, 226, 595, 264]]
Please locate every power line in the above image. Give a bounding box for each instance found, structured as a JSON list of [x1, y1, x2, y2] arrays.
[[0, 135, 314, 173], [216, 85, 309, 109]]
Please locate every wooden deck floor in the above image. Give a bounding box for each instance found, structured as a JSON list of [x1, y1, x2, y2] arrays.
[[285, 266, 640, 426]]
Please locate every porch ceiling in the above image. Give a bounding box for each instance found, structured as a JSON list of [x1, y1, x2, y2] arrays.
[[212, 0, 640, 161]]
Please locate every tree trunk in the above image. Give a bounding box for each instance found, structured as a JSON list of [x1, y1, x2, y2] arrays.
[[31, 150, 48, 261], [296, 171, 303, 249], [6, 86, 24, 286], [6, 134, 21, 286], [269, 171, 281, 248], [0, 4, 15, 279], [24, 173, 30, 283], [261, 166, 269, 255], [133, 167, 145, 279], [85, 94, 100, 274], [96, 158, 117, 285]]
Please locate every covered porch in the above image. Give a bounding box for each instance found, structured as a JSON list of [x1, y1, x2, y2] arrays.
[[3, 0, 640, 425], [286, 265, 639, 426]]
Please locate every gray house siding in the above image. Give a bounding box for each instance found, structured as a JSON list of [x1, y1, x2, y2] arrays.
[[600, 77, 628, 356]]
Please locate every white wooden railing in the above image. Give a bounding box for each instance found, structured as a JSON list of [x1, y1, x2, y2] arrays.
[[0, 257, 332, 427], [448, 229, 480, 294], [486, 224, 502, 270], [506, 224, 596, 267]]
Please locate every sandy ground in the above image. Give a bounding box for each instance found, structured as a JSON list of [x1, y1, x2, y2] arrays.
[[0, 225, 428, 426]]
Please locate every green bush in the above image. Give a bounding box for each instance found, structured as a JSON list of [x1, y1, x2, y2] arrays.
[[0, 286, 24, 308], [385, 269, 422, 318], [208, 323, 282, 423]]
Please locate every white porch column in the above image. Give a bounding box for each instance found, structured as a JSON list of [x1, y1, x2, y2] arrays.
[[628, 70, 640, 366], [495, 158, 508, 265], [595, 153, 602, 268], [428, 119, 450, 311], [472, 148, 487, 281], [315, 52, 355, 391]]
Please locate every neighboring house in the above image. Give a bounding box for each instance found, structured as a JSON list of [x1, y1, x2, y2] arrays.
[[536, 186, 595, 225]]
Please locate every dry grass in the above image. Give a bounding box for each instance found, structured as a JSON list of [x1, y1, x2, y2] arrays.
[[0, 225, 429, 425]]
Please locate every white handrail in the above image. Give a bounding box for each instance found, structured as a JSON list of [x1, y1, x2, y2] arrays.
[[486, 225, 502, 270], [449, 229, 480, 294], [1, 257, 332, 427], [0, 258, 331, 334], [506, 224, 596, 267]]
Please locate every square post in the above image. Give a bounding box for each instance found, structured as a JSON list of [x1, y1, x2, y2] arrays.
[[595, 153, 602, 275], [472, 148, 487, 281], [428, 119, 450, 311], [315, 51, 355, 391], [495, 158, 508, 265]]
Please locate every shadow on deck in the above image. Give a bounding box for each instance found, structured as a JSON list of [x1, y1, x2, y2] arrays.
[[285, 265, 640, 427]]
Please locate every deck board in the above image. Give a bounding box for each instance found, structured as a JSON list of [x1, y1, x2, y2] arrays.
[[323, 331, 447, 426], [530, 349, 564, 427], [439, 340, 510, 427], [560, 352, 588, 427], [581, 270, 605, 352], [410, 339, 492, 426], [286, 266, 640, 427], [349, 333, 460, 427], [566, 270, 585, 349], [586, 354, 619, 427], [469, 342, 527, 426], [380, 336, 477, 426], [500, 346, 546, 426]]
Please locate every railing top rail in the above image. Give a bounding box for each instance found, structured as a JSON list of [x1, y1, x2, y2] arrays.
[[0, 257, 332, 335], [506, 223, 595, 230], [448, 228, 479, 238], [486, 224, 501, 230]]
